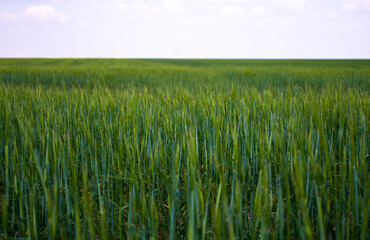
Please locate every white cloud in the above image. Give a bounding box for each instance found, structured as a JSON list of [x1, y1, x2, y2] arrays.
[[23, 5, 67, 22], [223, 6, 244, 17], [162, 0, 185, 12], [328, 12, 339, 18], [230, 0, 254, 2], [0, 12, 17, 21], [79, 19, 88, 26], [250, 6, 266, 16], [92, 0, 164, 22], [274, 0, 306, 10], [337, 21, 363, 30], [343, 0, 370, 10]]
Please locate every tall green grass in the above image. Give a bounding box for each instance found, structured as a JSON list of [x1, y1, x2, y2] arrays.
[[0, 59, 369, 239]]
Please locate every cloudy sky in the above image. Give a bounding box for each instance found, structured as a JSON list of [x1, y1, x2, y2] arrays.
[[0, 0, 369, 58]]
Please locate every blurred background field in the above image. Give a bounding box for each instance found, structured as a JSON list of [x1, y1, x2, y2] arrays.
[[1, 59, 369, 91]]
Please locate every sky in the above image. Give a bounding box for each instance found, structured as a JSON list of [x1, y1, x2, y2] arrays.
[[0, 0, 369, 58]]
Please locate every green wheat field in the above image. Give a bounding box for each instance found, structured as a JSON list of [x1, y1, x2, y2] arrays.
[[0, 59, 369, 239]]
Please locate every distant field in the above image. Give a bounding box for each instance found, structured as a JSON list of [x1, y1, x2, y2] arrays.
[[0, 59, 369, 239], [1, 58, 369, 91]]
